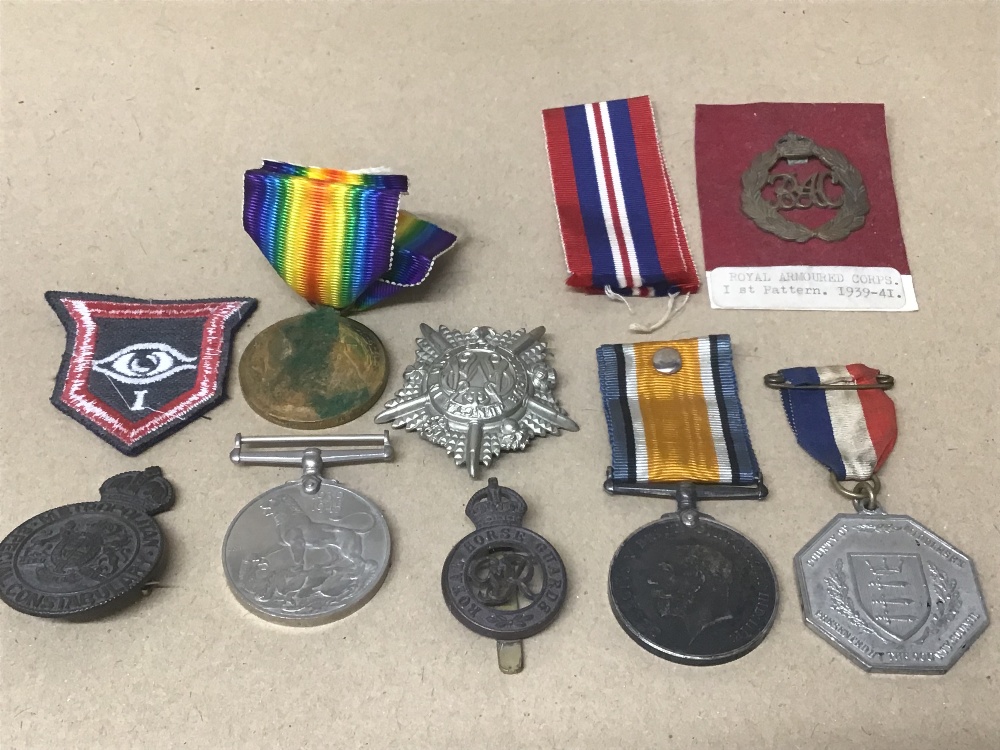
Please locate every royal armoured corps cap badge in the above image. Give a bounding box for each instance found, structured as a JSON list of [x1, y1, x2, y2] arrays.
[[740, 132, 869, 243], [375, 325, 578, 478]]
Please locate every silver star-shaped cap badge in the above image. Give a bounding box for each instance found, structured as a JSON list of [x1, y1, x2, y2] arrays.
[[375, 325, 578, 478]]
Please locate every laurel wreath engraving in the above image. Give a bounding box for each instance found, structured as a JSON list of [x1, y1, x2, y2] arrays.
[[486, 610, 535, 628], [741, 132, 870, 243], [825, 558, 888, 643], [912, 562, 962, 645]]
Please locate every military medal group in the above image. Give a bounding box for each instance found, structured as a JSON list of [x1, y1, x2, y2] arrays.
[[0, 99, 987, 676]]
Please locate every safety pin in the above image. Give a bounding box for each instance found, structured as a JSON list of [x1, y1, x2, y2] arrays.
[[763, 372, 894, 391]]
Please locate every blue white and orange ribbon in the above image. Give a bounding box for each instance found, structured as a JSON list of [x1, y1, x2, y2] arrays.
[[543, 96, 698, 298], [243, 161, 456, 311], [596, 336, 760, 484], [776, 365, 897, 481]]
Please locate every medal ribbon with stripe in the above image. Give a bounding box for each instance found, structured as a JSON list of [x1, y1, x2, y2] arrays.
[[776, 365, 896, 481], [243, 161, 457, 312], [596, 335, 760, 484], [543, 95, 699, 298]]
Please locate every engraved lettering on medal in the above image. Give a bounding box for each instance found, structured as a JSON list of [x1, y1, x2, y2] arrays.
[[902, 525, 965, 567], [934, 612, 982, 657], [805, 525, 851, 567]]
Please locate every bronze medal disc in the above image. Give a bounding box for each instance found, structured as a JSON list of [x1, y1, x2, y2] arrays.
[[238, 308, 388, 429]]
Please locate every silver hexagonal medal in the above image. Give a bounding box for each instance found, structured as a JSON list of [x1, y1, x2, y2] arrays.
[[375, 325, 578, 478], [795, 509, 989, 673]]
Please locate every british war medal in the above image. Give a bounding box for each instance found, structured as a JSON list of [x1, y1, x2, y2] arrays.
[[46, 292, 256, 455], [598, 336, 777, 665], [223, 432, 394, 625], [767, 365, 988, 673], [375, 325, 578, 478], [241, 162, 457, 429], [442, 478, 567, 673], [0, 467, 175, 618]]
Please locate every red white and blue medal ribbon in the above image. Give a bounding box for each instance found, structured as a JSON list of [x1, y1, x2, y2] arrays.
[[777, 365, 897, 481], [542, 96, 699, 298]]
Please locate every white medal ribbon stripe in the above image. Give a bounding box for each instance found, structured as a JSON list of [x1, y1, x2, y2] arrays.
[[698, 338, 733, 483], [818, 365, 878, 480], [598, 101, 643, 289], [622, 344, 649, 482], [584, 103, 645, 291], [584, 105, 627, 289]]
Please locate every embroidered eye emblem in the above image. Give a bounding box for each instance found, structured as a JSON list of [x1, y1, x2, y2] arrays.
[[92, 343, 197, 385]]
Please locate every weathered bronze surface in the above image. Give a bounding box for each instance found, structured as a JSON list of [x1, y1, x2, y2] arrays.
[[239, 308, 388, 430], [740, 132, 869, 242]]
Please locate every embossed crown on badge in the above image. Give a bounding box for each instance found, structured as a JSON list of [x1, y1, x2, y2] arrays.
[[465, 479, 528, 529], [773, 132, 816, 160], [98, 466, 175, 515]]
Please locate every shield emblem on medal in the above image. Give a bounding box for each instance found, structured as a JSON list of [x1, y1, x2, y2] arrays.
[[848, 553, 931, 641]]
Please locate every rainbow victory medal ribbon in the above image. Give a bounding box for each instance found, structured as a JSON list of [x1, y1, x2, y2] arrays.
[[596, 335, 761, 487], [773, 365, 897, 482], [543, 96, 699, 298], [243, 161, 456, 312]]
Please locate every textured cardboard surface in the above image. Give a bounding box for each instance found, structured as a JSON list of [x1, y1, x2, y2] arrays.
[[1, 2, 997, 748]]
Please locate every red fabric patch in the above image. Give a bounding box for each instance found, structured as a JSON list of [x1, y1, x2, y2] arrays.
[[695, 103, 908, 273]]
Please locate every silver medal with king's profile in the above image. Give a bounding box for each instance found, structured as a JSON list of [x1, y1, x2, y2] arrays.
[[795, 509, 988, 673]]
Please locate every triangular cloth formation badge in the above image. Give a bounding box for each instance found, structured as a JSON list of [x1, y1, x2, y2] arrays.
[[46, 292, 257, 455]]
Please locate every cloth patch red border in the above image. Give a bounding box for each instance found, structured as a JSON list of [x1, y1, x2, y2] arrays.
[[46, 292, 257, 456]]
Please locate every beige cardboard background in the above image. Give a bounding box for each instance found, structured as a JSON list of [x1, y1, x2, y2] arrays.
[[1, 1, 997, 748]]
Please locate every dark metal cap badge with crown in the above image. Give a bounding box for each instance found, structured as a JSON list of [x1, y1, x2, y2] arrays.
[[442, 478, 567, 674]]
